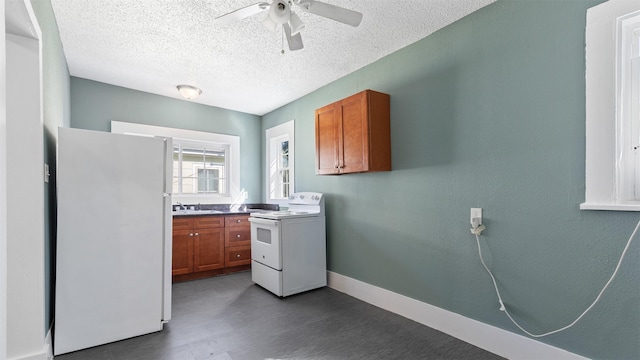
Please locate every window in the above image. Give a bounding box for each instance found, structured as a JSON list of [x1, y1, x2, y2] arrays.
[[173, 140, 228, 195], [617, 12, 640, 202], [266, 120, 295, 204], [582, 1, 640, 211], [275, 136, 291, 198], [111, 121, 240, 204], [197, 169, 220, 193]]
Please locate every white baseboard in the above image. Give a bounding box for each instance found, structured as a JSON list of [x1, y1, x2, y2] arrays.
[[10, 351, 46, 360], [7, 327, 52, 360], [327, 271, 588, 360]]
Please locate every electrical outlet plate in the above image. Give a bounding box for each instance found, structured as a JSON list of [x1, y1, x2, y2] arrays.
[[470, 208, 482, 225]]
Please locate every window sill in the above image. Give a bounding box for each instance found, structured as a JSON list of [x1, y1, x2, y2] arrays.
[[580, 203, 640, 211]]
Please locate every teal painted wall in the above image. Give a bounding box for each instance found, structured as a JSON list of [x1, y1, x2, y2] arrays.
[[262, 1, 638, 359], [31, 0, 71, 333], [70, 78, 263, 203]]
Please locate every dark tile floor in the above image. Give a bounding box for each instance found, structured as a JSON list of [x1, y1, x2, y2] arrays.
[[54, 271, 503, 360]]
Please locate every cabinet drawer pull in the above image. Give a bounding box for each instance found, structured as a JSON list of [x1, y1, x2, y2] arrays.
[[237, 219, 241, 223], [236, 234, 241, 238], [236, 254, 241, 258]]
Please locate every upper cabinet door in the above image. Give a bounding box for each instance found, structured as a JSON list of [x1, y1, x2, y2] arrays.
[[340, 91, 369, 173], [315, 102, 341, 175], [315, 90, 391, 175]]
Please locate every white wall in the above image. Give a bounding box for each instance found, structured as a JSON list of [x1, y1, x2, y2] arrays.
[[5, 1, 45, 359]]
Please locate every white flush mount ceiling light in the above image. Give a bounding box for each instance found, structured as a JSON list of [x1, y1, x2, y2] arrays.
[[176, 85, 202, 99], [214, 0, 362, 51]]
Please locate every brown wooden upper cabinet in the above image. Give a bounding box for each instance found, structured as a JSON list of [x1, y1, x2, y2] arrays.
[[315, 90, 391, 175]]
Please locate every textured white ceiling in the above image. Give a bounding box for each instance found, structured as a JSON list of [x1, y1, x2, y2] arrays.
[[50, 0, 495, 115]]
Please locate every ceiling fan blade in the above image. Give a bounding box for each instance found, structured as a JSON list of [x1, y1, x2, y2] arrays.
[[283, 23, 304, 51], [296, 0, 362, 27], [213, 2, 270, 25]]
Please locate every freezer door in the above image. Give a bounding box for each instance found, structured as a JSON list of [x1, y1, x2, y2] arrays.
[[55, 128, 167, 355]]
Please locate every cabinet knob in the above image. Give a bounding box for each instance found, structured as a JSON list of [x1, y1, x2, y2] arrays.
[[236, 254, 241, 258], [237, 219, 241, 223], [189, 233, 194, 237], [236, 234, 241, 238], [194, 232, 199, 236]]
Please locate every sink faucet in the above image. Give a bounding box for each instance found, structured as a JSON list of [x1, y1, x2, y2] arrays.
[[176, 202, 186, 210]]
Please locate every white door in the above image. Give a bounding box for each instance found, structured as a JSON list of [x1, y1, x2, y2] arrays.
[[249, 217, 282, 270]]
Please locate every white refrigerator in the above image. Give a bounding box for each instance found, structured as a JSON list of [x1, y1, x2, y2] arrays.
[[54, 127, 172, 355]]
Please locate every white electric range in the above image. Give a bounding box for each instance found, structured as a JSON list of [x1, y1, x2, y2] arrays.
[[249, 192, 326, 297]]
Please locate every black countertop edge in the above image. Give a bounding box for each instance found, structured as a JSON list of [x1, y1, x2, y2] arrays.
[[172, 203, 279, 216]]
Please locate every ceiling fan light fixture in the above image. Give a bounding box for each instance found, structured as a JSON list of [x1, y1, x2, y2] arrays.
[[262, 13, 278, 32], [214, 0, 362, 52], [270, 0, 291, 24], [289, 12, 305, 36], [176, 85, 202, 99]]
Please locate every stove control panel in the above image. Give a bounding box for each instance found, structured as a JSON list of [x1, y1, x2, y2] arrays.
[[288, 192, 323, 205]]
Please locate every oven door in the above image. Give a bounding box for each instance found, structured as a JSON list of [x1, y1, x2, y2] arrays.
[[249, 217, 282, 270]]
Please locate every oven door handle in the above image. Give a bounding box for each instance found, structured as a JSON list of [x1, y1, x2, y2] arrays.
[[249, 217, 278, 226]]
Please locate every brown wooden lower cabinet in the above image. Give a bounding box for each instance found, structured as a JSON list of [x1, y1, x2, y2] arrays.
[[193, 228, 225, 272], [171, 228, 194, 276], [173, 214, 251, 282]]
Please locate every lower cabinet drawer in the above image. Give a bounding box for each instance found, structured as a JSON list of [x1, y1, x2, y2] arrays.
[[225, 245, 251, 267], [225, 227, 251, 246]]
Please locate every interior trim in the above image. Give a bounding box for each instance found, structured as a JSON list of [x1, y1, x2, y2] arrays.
[[580, 203, 640, 211], [327, 271, 588, 360]]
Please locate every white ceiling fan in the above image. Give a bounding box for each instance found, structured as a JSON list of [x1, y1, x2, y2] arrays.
[[213, 0, 363, 51]]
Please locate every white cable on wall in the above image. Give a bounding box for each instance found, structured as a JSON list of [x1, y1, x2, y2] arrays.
[[473, 218, 640, 338]]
